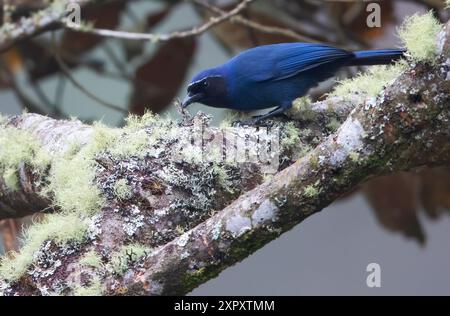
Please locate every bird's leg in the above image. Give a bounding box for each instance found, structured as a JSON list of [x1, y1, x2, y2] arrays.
[[238, 103, 291, 125]]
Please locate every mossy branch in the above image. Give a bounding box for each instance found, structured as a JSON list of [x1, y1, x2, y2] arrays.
[[1, 15, 450, 296]]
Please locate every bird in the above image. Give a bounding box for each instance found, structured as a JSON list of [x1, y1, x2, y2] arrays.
[[182, 43, 405, 124]]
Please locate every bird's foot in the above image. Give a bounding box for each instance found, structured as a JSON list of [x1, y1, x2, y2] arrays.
[[232, 116, 266, 127]]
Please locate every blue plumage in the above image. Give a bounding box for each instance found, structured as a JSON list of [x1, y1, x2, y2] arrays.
[[182, 43, 404, 124]]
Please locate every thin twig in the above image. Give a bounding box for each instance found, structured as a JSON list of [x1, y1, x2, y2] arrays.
[[65, 0, 254, 42], [192, 0, 318, 42]]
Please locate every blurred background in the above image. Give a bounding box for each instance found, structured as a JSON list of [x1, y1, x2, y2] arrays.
[[1, 0, 450, 295]]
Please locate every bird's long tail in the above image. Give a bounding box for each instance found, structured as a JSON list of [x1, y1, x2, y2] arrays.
[[351, 49, 406, 66]]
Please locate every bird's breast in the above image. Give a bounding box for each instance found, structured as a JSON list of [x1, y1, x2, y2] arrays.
[[226, 76, 312, 111]]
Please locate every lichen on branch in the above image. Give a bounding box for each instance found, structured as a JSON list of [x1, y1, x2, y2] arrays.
[[0, 108, 306, 295]]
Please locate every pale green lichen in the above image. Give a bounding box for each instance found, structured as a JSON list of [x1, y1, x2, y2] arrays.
[[113, 178, 133, 201], [124, 111, 158, 130], [63, 139, 83, 159], [309, 155, 319, 169], [79, 250, 103, 268], [146, 117, 178, 147], [281, 122, 300, 149], [88, 122, 122, 155], [0, 113, 158, 284], [191, 267, 206, 278], [287, 97, 315, 121], [0, 112, 219, 287], [349, 151, 360, 162], [326, 118, 342, 132], [40, 122, 119, 216], [109, 130, 150, 158], [175, 225, 185, 235], [304, 180, 321, 198], [300, 128, 312, 138], [46, 154, 104, 215], [331, 61, 406, 98], [398, 11, 442, 63], [182, 144, 203, 164], [263, 173, 274, 182], [208, 146, 223, 165], [109, 243, 150, 275], [73, 276, 103, 296], [0, 127, 50, 192], [0, 114, 7, 126], [211, 163, 233, 193], [44, 119, 150, 215], [299, 144, 313, 158], [88, 120, 151, 159], [49, 0, 69, 13], [0, 213, 89, 282], [0, 125, 96, 282], [3, 167, 19, 191]]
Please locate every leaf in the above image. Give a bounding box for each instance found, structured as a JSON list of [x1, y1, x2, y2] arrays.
[[362, 172, 425, 244], [0, 48, 24, 89], [361, 167, 450, 245], [129, 37, 197, 115], [419, 167, 450, 219]]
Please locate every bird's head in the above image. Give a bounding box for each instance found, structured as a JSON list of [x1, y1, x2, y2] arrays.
[[182, 69, 227, 108]]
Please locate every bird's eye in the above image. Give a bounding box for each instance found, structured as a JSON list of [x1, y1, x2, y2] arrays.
[[203, 80, 209, 87]]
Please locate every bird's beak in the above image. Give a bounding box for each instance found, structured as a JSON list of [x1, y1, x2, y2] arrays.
[[182, 93, 204, 108]]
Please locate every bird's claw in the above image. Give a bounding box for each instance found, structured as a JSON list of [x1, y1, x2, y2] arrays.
[[232, 119, 251, 127], [232, 117, 264, 127]]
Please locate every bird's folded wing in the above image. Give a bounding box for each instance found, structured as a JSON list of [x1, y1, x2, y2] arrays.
[[257, 44, 352, 82]]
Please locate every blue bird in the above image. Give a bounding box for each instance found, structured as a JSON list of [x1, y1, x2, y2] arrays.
[[182, 43, 405, 124]]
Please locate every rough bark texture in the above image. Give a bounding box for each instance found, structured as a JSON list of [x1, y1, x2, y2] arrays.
[[1, 20, 450, 297]]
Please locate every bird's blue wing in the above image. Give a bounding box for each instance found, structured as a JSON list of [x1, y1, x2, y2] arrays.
[[231, 43, 352, 82], [271, 44, 352, 81]]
